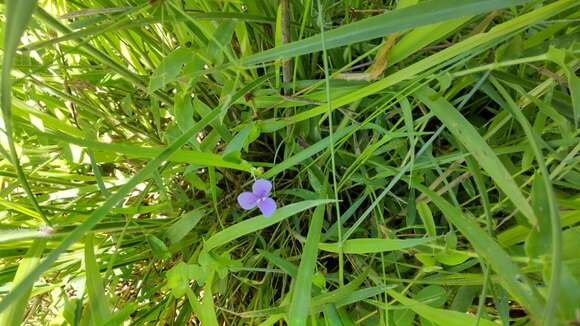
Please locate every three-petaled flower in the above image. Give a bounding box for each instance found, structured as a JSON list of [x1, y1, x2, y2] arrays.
[[237, 179, 277, 217]]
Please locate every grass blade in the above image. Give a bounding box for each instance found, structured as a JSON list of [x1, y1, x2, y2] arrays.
[[388, 289, 497, 326], [319, 238, 433, 254], [242, 0, 531, 65], [204, 199, 334, 251], [414, 86, 537, 226], [84, 234, 111, 324], [288, 205, 325, 325], [412, 183, 544, 320], [0, 240, 46, 326], [0, 0, 48, 225], [0, 83, 250, 313]]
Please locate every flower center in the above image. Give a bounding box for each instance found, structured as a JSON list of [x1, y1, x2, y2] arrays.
[[256, 196, 267, 203]]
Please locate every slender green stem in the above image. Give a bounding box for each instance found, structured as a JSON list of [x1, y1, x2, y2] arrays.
[[280, 0, 292, 95], [318, 0, 343, 286]]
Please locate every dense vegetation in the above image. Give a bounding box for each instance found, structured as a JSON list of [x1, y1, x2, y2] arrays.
[[1, 0, 579, 325]]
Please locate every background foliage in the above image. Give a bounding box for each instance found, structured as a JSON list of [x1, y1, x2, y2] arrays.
[[0, 0, 579, 325]]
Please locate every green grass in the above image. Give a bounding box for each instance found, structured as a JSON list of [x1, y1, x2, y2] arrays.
[[0, 0, 579, 325]]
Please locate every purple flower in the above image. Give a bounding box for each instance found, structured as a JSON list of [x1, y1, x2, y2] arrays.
[[237, 179, 277, 217]]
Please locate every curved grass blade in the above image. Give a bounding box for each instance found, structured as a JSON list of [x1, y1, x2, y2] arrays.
[[204, 199, 334, 251], [388, 289, 498, 326], [262, 126, 354, 179], [0, 239, 46, 326], [242, 0, 531, 65], [48, 133, 253, 172], [1, 0, 49, 225], [33, 7, 173, 105], [490, 77, 561, 325], [257, 0, 579, 132], [412, 184, 544, 320], [22, 12, 274, 52], [414, 86, 537, 226]]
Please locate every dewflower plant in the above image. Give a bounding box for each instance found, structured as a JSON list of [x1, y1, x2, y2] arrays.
[[237, 179, 277, 217]]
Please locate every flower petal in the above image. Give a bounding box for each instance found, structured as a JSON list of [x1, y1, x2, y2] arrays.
[[237, 192, 258, 210], [252, 179, 272, 197], [257, 198, 277, 217]]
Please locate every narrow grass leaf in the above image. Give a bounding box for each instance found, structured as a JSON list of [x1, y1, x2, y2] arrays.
[[84, 234, 111, 324], [0, 82, 244, 313], [204, 200, 334, 251], [417, 202, 437, 238], [257, 0, 578, 132], [414, 86, 537, 226], [262, 126, 354, 178], [319, 238, 433, 254], [46, 133, 253, 172], [242, 0, 531, 65], [1, 0, 49, 225], [0, 240, 45, 326], [388, 289, 497, 326], [546, 47, 580, 127], [413, 184, 544, 319], [289, 205, 325, 325]]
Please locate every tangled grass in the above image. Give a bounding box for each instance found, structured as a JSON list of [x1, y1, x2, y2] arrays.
[[0, 0, 579, 325]]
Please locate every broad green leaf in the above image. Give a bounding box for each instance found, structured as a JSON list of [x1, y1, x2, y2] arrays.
[[558, 227, 580, 320], [525, 173, 552, 258], [166, 209, 205, 244], [562, 226, 580, 279], [165, 262, 205, 298], [416, 285, 447, 308], [206, 21, 237, 66], [174, 93, 195, 134], [435, 250, 472, 266], [147, 235, 171, 259], [148, 47, 194, 92], [417, 202, 437, 238], [489, 77, 561, 324], [223, 124, 253, 163]]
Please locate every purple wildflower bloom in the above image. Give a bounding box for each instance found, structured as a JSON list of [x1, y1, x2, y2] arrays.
[[237, 179, 277, 217]]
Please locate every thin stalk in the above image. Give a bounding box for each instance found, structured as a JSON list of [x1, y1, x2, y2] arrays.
[[281, 0, 292, 94], [318, 0, 343, 286]]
